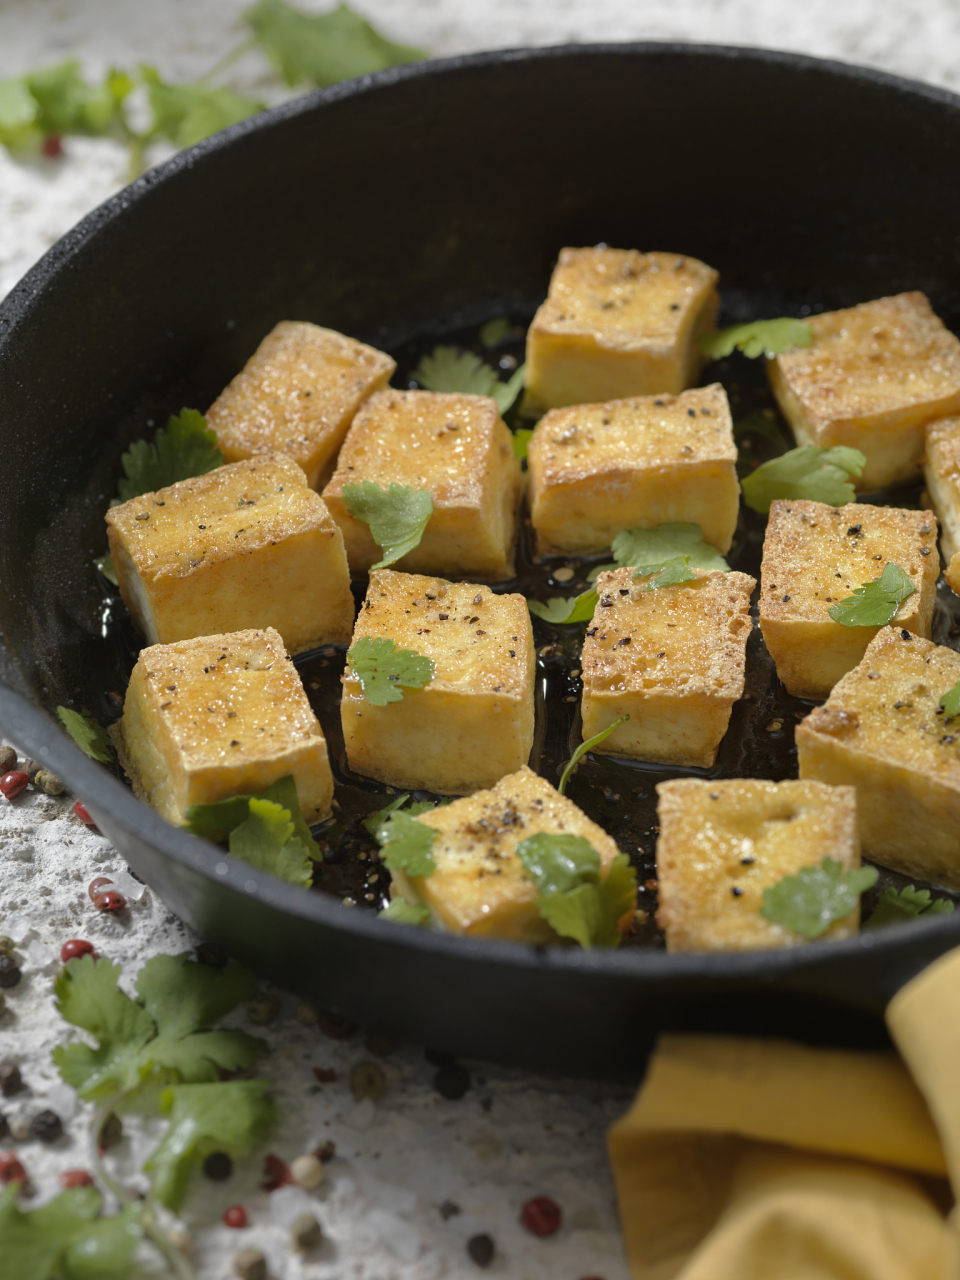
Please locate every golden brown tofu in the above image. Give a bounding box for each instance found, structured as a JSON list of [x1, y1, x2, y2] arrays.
[[112, 627, 332, 827], [922, 416, 960, 593], [797, 627, 960, 889], [527, 384, 739, 556], [389, 766, 630, 942], [758, 500, 938, 700], [523, 247, 719, 414], [656, 778, 861, 952], [341, 569, 534, 794], [205, 321, 395, 489], [580, 567, 755, 768], [105, 454, 354, 655], [322, 389, 524, 580], [767, 293, 960, 491]]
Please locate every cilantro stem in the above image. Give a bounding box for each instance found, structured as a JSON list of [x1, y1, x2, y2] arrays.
[[199, 36, 258, 84], [142, 1200, 197, 1280], [558, 715, 629, 795], [90, 1097, 135, 1208]]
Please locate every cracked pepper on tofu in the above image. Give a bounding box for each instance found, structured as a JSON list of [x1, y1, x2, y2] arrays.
[[656, 779, 861, 952], [323, 389, 524, 580], [580, 567, 755, 768], [342, 569, 534, 795], [758, 499, 938, 700], [523, 247, 719, 414], [767, 293, 960, 491], [388, 766, 631, 942], [797, 627, 960, 890], [111, 627, 333, 827], [105, 453, 354, 655], [922, 416, 960, 595], [527, 383, 739, 557], [205, 321, 395, 489]]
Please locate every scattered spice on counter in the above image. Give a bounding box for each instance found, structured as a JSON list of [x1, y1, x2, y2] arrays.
[[0, 771, 29, 800], [0, 1062, 22, 1096], [290, 1212, 323, 1250], [0, 956, 21, 988], [28, 1109, 63, 1143], [350, 1060, 387, 1101], [467, 1232, 496, 1266], [59, 939, 95, 963], [520, 1196, 562, 1237], [203, 1151, 233, 1181], [262, 1153, 292, 1191], [224, 1205, 249, 1228], [434, 1062, 471, 1099], [247, 993, 281, 1025], [290, 1153, 324, 1189], [234, 1246, 268, 1280]]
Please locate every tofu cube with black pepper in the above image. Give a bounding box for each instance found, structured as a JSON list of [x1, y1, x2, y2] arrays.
[[106, 454, 354, 655], [797, 627, 960, 889], [758, 499, 938, 701], [523, 247, 720, 414], [767, 293, 960, 491], [579, 566, 755, 768], [322, 389, 524, 580], [527, 383, 739, 557], [111, 627, 333, 826], [388, 765, 632, 941], [342, 569, 534, 794], [923, 416, 960, 594], [205, 321, 395, 489], [655, 778, 861, 952]]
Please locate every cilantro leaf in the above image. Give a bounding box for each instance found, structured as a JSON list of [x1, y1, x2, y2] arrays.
[[741, 444, 866, 513], [516, 835, 636, 949], [699, 318, 814, 361], [827, 563, 916, 628], [57, 706, 114, 764], [53, 956, 157, 1100], [362, 793, 437, 836], [229, 797, 314, 887], [245, 0, 426, 88], [379, 897, 431, 925], [60, 1203, 143, 1280], [558, 714, 630, 795], [480, 316, 512, 347], [759, 857, 878, 939], [512, 428, 533, 460], [0, 77, 39, 147], [0, 1184, 140, 1280], [370, 808, 438, 877], [147, 1079, 275, 1210], [412, 345, 526, 415], [184, 774, 319, 858], [611, 523, 729, 579], [341, 479, 433, 568], [528, 589, 598, 624], [141, 65, 264, 148], [642, 556, 698, 591], [347, 636, 434, 706], [116, 408, 224, 503], [864, 885, 955, 930], [940, 679, 960, 720]]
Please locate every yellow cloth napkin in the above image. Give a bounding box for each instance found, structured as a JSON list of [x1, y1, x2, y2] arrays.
[[608, 947, 960, 1280]]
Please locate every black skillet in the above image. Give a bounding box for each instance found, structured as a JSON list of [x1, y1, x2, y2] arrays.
[[3, 43, 960, 1078]]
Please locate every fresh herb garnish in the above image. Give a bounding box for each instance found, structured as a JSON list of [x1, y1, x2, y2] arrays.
[[827, 563, 916, 628], [0, 60, 133, 150], [558, 714, 630, 795], [528, 589, 598, 624], [379, 897, 432, 925], [362, 793, 438, 835], [733, 412, 789, 452], [611, 523, 730, 580], [480, 316, 512, 348], [347, 636, 435, 706], [512, 427, 534, 460], [140, 65, 263, 148], [864, 884, 955, 930], [57, 706, 114, 764], [116, 408, 224, 504], [940, 679, 960, 720], [369, 807, 439, 878], [0, 1183, 142, 1280], [341, 480, 433, 568], [759, 856, 878, 939], [741, 444, 866, 513], [515, 833, 636, 949], [699, 318, 814, 361], [641, 556, 698, 590], [412, 345, 526, 415]]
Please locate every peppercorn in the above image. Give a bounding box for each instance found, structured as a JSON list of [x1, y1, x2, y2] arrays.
[[88, 877, 113, 901], [0, 1063, 22, 1096], [0, 1153, 28, 1185], [74, 801, 96, 826], [520, 1196, 562, 1237], [202, 1151, 233, 1181], [0, 771, 29, 800], [295, 999, 319, 1024], [93, 890, 126, 912], [349, 1061, 386, 1101], [0, 958, 20, 990], [467, 1233, 495, 1267], [223, 1205, 248, 1228], [290, 1153, 324, 1190], [60, 939, 96, 964], [34, 769, 64, 796], [315, 1008, 357, 1039], [247, 994, 280, 1026], [313, 1140, 336, 1163], [233, 1247, 267, 1280], [290, 1212, 323, 1251], [20, 758, 40, 781], [195, 941, 228, 968], [29, 1109, 63, 1144], [261, 1153, 291, 1191], [58, 1169, 94, 1188], [98, 1111, 122, 1151], [364, 1030, 398, 1057], [0, 993, 6, 1018], [0, 938, 14, 958], [0, 747, 17, 774], [434, 1062, 470, 1100]]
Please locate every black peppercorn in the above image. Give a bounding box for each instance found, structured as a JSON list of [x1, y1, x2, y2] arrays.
[[29, 1109, 63, 1143], [434, 1062, 471, 1100], [203, 1151, 233, 1181], [467, 1233, 495, 1267], [0, 957, 21, 989], [0, 1062, 22, 1096]]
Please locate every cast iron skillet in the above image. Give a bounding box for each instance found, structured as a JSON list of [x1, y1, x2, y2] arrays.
[[3, 42, 960, 1077]]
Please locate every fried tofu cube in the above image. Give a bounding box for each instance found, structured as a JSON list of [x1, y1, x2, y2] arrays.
[[205, 321, 395, 489], [767, 293, 960, 491], [523, 247, 719, 414], [922, 416, 960, 594], [527, 383, 738, 557], [580, 567, 755, 768], [342, 569, 534, 794], [797, 627, 960, 889], [111, 627, 332, 827], [322, 389, 524, 580], [388, 765, 632, 942], [105, 454, 354, 655], [758, 500, 938, 700], [655, 778, 861, 952]]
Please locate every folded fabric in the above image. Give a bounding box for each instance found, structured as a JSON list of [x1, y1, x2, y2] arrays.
[[608, 947, 960, 1280]]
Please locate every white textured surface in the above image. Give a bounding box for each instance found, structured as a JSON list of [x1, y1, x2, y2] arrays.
[[0, 2, 957, 1277]]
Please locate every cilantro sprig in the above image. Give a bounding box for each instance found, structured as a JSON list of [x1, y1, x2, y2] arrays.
[[379, 897, 432, 925], [369, 805, 439, 878], [341, 480, 433, 568], [116, 408, 224, 504], [700, 318, 814, 361], [515, 833, 636, 949], [412, 345, 526, 415], [759, 857, 878, 939], [611, 523, 730, 582], [827, 563, 916, 628], [528, 589, 598, 624], [864, 884, 955, 930], [140, 65, 264, 150], [741, 445, 866, 513], [347, 636, 435, 706], [512, 427, 534, 460], [57, 706, 115, 764], [558, 714, 630, 795], [0, 1183, 142, 1280]]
